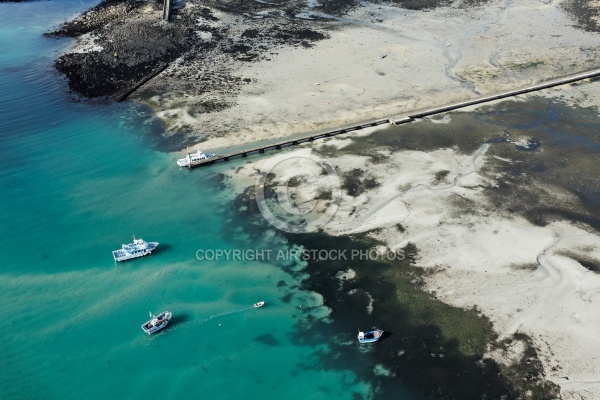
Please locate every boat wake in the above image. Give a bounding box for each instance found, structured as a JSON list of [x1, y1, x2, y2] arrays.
[[195, 306, 253, 325], [183, 304, 261, 325]]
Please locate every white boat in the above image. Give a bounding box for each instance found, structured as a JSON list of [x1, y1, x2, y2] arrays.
[[141, 311, 172, 334], [358, 328, 383, 344], [253, 301, 265, 308], [177, 148, 215, 167], [112, 236, 159, 262]]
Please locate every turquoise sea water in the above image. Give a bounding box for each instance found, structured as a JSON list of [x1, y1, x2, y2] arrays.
[[0, 2, 399, 399]]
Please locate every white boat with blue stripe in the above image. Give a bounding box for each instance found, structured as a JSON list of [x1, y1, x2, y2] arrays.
[[358, 329, 383, 344], [112, 236, 158, 262]]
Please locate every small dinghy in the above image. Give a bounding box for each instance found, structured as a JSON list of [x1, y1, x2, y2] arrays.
[[358, 328, 383, 343], [253, 301, 265, 308]]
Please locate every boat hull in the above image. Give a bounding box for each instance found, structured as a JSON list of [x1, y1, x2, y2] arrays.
[[177, 151, 215, 167], [112, 241, 159, 262], [141, 311, 171, 334], [358, 329, 383, 344]]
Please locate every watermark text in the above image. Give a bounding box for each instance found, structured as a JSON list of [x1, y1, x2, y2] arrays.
[[195, 248, 405, 262]]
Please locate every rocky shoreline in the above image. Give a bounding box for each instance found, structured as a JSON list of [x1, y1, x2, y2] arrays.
[[46, 0, 329, 104]]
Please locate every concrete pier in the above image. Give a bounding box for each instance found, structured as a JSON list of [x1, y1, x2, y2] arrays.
[[186, 68, 600, 169], [163, 0, 172, 21]]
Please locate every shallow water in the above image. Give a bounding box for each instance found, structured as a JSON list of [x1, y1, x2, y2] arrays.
[[0, 2, 405, 399]]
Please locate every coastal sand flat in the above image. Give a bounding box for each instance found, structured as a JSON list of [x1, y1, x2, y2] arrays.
[[230, 101, 600, 398], [137, 0, 600, 152]]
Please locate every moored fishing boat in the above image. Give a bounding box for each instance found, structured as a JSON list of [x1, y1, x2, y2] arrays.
[[141, 311, 172, 334], [112, 236, 158, 262]]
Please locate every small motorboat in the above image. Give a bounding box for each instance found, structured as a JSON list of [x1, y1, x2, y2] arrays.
[[141, 311, 171, 334], [253, 301, 265, 308], [358, 328, 383, 344]]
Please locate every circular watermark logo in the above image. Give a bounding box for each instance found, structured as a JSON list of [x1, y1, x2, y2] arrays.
[[255, 152, 341, 233]]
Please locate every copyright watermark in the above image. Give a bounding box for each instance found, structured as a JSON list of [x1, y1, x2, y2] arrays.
[[195, 248, 405, 262], [255, 152, 341, 233]]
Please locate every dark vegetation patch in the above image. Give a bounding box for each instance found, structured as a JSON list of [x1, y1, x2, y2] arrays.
[[384, 0, 453, 10], [222, 43, 253, 55], [509, 263, 538, 272], [195, 100, 236, 114], [254, 333, 280, 346], [314, 0, 360, 16], [558, 251, 600, 273], [241, 29, 260, 38], [341, 115, 499, 156], [341, 168, 380, 197], [288, 176, 305, 187], [447, 193, 481, 219], [490, 333, 560, 398], [287, 232, 558, 399], [434, 169, 451, 183], [382, 0, 492, 9], [563, 0, 600, 33], [269, 26, 328, 47], [476, 98, 600, 230]]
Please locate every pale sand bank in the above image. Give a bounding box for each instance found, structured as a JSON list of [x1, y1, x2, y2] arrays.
[[148, 0, 600, 152]]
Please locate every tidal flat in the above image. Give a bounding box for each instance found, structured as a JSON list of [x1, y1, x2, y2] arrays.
[[227, 94, 600, 399]]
